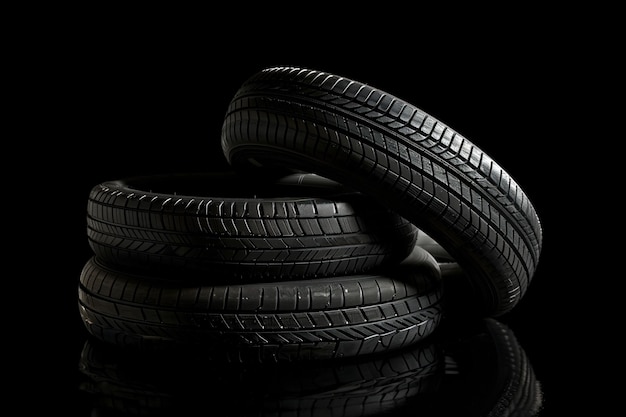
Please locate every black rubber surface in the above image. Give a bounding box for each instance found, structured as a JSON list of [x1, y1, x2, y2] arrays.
[[86, 171, 418, 280], [221, 66, 543, 317]]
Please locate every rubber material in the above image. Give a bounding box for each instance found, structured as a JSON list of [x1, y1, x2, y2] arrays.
[[87, 171, 418, 280], [78, 246, 442, 362], [221, 66, 543, 317]]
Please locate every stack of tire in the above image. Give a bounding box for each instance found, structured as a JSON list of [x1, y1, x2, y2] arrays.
[[78, 66, 543, 364]]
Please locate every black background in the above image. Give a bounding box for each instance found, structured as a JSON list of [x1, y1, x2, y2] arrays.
[[20, 10, 612, 416]]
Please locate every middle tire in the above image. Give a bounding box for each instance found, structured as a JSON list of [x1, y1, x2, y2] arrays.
[[86, 171, 418, 280]]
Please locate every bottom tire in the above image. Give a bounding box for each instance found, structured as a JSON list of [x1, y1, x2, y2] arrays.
[[78, 246, 443, 362]]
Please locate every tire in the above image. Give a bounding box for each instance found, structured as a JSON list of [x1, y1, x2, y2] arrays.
[[77, 246, 443, 362], [87, 171, 418, 280], [220, 66, 543, 317]]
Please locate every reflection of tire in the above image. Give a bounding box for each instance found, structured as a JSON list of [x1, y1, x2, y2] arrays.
[[420, 318, 544, 416], [78, 333, 442, 417], [221, 66, 543, 317], [87, 172, 418, 280], [78, 246, 442, 362]]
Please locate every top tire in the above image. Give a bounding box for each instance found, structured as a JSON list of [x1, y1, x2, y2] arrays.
[[221, 66, 543, 317]]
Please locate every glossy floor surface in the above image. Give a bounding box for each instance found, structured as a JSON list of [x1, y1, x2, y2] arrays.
[[75, 314, 543, 416]]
